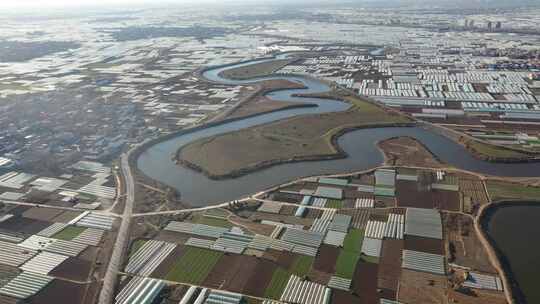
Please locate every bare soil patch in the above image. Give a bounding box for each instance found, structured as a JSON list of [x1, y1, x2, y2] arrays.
[[0, 216, 50, 235], [331, 290, 361, 304], [443, 213, 496, 273], [275, 251, 296, 269], [22, 207, 64, 222], [404, 235, 443, 255], [398, 269, 448, 304], [243, 259, 277, 297], [313, 245, 339, 274], [50, 257, 92, 282], [352, 261, 379, 304], [29, 280, 86, 304], [203, 254, 259, 293], [378, 136, 444, 168], [448, 288, 507, 304], [51, 210, 83, 223], [378, 239, 403, 296]]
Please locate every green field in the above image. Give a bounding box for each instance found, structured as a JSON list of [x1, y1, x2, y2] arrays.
[[165, 247, 223, 284], [326, 199, 343, 209], [335, 249, 360, 279], [52, 226, 86, 241], [343, 229, 364, 253], [487, 180, 540, 202], [289, 255, 313, 277], [264, 268, 291, 300], [197, 215, 232, 228]]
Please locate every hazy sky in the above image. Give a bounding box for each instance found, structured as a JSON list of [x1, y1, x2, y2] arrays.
[[0, 0, 207, 8]]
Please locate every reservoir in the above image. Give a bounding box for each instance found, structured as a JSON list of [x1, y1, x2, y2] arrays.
[[486, 204, 540, 304]]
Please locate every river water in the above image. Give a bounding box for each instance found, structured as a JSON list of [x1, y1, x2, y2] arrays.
[[137, 56, 540, 206], [136, 55, 540, 302], [486, 204, 540, 304]]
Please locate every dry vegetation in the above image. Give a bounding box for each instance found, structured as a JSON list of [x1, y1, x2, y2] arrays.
[[177, 93, 410, 178], [378, 136, 445, 168], [219, 59, 293, 80], [225, 80, 309, 120]]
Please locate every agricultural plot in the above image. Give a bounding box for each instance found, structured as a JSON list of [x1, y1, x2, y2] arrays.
[[334, 250, 360, 279], [243, 259, 276, 297], [289, 255, 314, 277], [339, 209, 370, 229], [128, 240, 147, 257], [22, 208, 64, 222], [165, 247, 222, 284], [351, 261, 380, 304], [264, 268, 291, 300], [52, 226, 86, 241], [313, 245, 340, 274], [343, 229, 364, 253], [459, 178, 489, 207], [325, 200, 343, 209], [398, 269, 447, 304], [378, 239, 404, 298], [203, 254, 259, 293], [486, 180, 540, 202], [197, 215, 232, 228]]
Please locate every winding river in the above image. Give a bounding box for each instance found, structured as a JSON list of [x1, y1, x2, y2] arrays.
[[137, 55, 540, 206], [136, 54, 540, 303]]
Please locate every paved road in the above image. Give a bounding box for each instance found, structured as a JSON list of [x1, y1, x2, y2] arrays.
[[98, 152, 134, 304], [130, 197, 336, 218], [0, 199, 85, 212]]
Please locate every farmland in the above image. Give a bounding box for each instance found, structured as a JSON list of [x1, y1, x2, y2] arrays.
[[52, 226, 86, 241], [486, 180, 540, 202], [264, 268, 291, 299], [196, 216, 232, 228], [165, 247, 223, 284], [343, 229, 364, 253], [289, 255, 314, 277], [326, 199, 343, 209], [335, 249, 360, 279]]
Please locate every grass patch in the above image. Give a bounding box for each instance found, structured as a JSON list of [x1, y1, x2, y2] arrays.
[[197, 215, 232, 228], [165, 247, 223, 284], [264, 268, 291, 300], [466, 139, 530, 159], [129, 240, 147, 258], [335, 249, 360, 279], [343, 229, 364, 253], [204, 208, 229, 218], [52, 226, 86, 241], [326, 199, 343, 209], [289, 255, 314, 277], [487, 180, 540, 202]]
